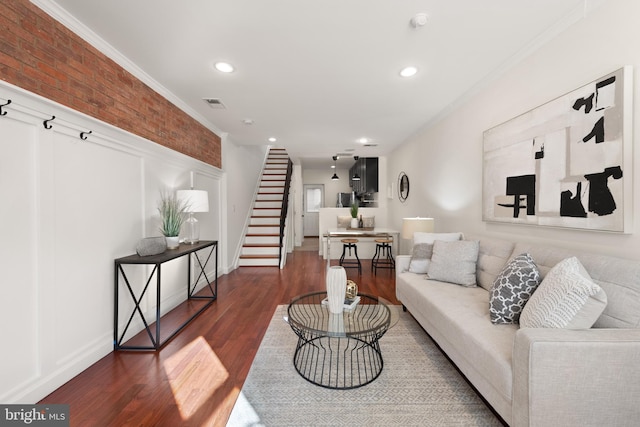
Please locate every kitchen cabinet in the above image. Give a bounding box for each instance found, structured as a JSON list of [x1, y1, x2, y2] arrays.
[[349, 157, 378, 194]]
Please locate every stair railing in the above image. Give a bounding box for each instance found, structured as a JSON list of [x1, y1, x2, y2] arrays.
[[279, 158, 293, 265]]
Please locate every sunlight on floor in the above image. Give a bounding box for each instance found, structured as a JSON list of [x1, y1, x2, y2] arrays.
[[163, 336, 229, 421]]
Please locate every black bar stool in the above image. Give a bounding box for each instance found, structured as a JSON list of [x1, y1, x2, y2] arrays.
[[339, 238, 361, 274], [371, 238, 395, 274]]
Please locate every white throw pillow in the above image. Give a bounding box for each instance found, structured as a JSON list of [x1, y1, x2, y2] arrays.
[[427, 240, 479, 287], [408, 232, 462, 274], [520, 257, 607, 329]]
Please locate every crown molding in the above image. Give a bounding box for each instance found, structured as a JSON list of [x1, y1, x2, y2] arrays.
[[30, 0, 225, 138]]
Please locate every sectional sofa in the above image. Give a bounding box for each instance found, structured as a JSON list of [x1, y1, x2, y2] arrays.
[[395, 234, 640, 427]]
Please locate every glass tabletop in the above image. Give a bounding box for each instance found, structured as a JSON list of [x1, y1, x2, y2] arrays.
[[286, 291, 399, 338]]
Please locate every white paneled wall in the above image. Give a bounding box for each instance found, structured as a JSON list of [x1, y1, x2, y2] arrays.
[[0, 81, 223, 403]]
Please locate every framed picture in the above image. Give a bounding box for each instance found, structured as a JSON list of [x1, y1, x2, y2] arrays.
[[483, 67, 633, 232]]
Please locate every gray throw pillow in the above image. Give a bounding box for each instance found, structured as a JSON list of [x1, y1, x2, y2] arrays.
[[489, 253, 540, 324], [427, 240, 479, 287], [408, 243, 433, 273]]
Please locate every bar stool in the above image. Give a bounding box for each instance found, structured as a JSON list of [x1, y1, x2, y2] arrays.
[[339, 238, 362, 274], [371, 238, 395, 274]]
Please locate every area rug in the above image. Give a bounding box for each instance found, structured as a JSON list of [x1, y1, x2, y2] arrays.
[[227, 305, 503, 426]]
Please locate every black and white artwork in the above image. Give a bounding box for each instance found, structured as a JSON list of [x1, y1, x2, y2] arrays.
[[483, 67, 632, 232]]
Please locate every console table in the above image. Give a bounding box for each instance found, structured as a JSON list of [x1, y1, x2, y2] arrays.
[[114, 240, 218, 351]]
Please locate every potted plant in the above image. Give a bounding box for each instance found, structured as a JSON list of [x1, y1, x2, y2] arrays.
[[158, 191, 188, 249], [350, 202, 359, 228]]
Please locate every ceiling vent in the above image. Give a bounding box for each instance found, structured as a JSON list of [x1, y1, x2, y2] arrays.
[[363, 144, 378, 147], [203, 98, 226, 109]]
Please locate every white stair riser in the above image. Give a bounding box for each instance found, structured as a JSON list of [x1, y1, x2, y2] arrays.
[[245, 235, 280, 244], [242, 247, 280, 256], [252, 209, 281, 216], [254, 201, 281, 208], [239, 258, 280, 267], [247, 226, 279, 234], [251, 217, 279, 225], [256, 194, 283, 201], [258, 187, 284, 194]]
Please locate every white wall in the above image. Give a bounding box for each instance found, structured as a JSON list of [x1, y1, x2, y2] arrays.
[[388, 0, 640, 260], [0, 81, 224, 403], [221, 138, 268, 270], [302, 167, 352, 207]]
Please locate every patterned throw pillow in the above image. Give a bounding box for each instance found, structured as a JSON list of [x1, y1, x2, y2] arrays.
[[489, 253, 540, 324], [520, 257, 607, 329]]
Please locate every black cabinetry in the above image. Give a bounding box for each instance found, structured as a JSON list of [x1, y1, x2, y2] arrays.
[[349, 157, 378, 194]]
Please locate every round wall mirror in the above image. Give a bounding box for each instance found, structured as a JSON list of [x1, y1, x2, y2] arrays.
[[398, 172, 409, 202]]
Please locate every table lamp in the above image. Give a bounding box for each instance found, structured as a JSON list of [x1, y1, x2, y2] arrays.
[[401, 217, 435, 254], [177, 176, 209, 244]]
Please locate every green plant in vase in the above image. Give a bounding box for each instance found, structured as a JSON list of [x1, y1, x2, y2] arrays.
[[350, 202, 359, 228], [158, 191, 188, 249]]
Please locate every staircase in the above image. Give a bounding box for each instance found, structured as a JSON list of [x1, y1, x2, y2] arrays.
[[238, 148, 291, 267]]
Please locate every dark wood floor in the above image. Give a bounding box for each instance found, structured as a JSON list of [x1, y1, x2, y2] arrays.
[[40, 247, 399, 426]]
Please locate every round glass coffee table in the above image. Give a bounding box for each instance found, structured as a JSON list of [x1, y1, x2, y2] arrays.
[[286, 291, 398, 389]]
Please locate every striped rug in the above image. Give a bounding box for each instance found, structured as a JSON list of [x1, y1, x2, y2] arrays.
[[227, 305, 502, 426]]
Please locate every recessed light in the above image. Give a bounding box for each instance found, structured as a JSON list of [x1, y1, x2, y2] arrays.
[[400, 66, 418, 77], [268, 137, 277, 142], [242, 118, 254, 125], [214, 62, 234, 73], [357, 137, 369, 144]]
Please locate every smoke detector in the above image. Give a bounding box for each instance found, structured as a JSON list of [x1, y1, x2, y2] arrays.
[[410, 13, 429, 28]]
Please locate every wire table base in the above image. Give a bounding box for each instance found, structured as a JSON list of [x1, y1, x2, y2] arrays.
[[287, 292, 394, 389]]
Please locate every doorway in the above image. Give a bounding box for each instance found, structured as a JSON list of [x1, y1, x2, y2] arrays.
[[303, 184, 324, 237]]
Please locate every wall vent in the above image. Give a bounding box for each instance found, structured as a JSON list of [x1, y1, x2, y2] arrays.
[[203, 98, 226, 109]]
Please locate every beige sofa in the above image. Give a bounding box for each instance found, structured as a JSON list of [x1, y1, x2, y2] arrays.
[[395, 236, 640, 427]]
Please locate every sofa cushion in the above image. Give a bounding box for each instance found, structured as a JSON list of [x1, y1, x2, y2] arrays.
[[520, 257, 607, 329], [469, 236, 516, 291], [511, 242, 640, 328], [408, 232, 462, 273], [490, 253, 540, 324], [428, 240, 479, 287], [396, 272, 516, 408]]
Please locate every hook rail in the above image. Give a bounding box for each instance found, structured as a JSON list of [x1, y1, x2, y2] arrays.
[[0, 99, 11, 116]]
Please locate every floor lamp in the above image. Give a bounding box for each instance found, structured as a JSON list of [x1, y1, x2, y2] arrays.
[[401, 217, 435, 254]]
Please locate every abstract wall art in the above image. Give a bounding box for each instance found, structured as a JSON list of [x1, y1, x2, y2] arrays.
[[483, 67, 632, 232]]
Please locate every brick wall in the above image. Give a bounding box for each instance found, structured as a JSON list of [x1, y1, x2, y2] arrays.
[[0, 0, 221, 168]]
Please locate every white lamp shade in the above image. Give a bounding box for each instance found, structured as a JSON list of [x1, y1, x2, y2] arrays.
[[177, 189, 209, 213], [401, 217, 434, 239]]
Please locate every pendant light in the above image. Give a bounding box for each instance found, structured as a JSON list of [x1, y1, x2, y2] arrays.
[[352, 155, 360, 181], [331, 156, 339, 180]]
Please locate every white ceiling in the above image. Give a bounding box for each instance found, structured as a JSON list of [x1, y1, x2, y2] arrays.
[[38, 0, 602, 170]]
